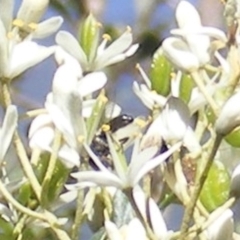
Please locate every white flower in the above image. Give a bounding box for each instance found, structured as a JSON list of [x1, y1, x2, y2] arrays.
[[162, 1, 227, 72], [0, 0, 60, 79], [28, 113, 80, 168], [0, 105, 17, 163], [0, 39, 55, 79], [69, 131, 181, 189], [0, 0, 63, 41], [141, 97, 201, 154], [56, 27, 139, 71], [134, 65, 224, 115], [29, 51, 107, 168], [142, 97, 185, 142]]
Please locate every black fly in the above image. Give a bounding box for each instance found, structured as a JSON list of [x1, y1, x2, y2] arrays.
[[89, 114, 134, 170]]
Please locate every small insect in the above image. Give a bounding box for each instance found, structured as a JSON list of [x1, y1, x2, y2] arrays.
[[89, 114, 134, 169]]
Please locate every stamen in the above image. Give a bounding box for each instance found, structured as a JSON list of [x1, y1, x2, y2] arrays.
[[102, 124, 110, 132], [102, 34, 111, 42], [12, 19, 24, 28]]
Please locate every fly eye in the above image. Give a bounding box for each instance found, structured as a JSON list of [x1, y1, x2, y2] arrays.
[[108, 114, 134, 132]]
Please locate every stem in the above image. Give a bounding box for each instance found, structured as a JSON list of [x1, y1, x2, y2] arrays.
[[1, 82, 42, 201], [190, 71, 219, 116], [41, 130, 61, 193], [0, 180, 45, 220], [179, 134, 223, 239], [71, 189, 84, 240]]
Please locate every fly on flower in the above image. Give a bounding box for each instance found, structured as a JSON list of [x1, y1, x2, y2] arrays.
[[89, 114, 134, 169]]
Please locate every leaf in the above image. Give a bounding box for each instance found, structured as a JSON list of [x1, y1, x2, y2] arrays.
[[224, 126, 240, 148], [179, 73, 194, 103], [41, 161, 70, 208], [149, 47, 172, 96], [200, 161, 230, 212]]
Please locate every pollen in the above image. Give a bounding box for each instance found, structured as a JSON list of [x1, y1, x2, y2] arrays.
[[77, 135, 85, 144], [28, 22, 38, 31], [12, 19, 25, 28], [102, 34, 111, 42], [101, 124, 110, 132], [134, 118, 147, 128]]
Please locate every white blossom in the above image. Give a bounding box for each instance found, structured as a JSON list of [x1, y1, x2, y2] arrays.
[[69, 132, 181, 189], [162, 1, 227, 72], [29, 50, 107, 168], [134, 65, 223, 115], [56, 27, 139, 71]]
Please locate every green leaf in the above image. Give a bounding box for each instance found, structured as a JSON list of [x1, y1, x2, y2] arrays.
[[0, 218, 14, 238], [179, 73, 194, 103], [200, 161, 230, 212], [18, 183, 32, 205], [79, 14, 100, 62], [41, 161, 70, 208], [224, 126, 240, 148], [149, 47, 172, 96], [35, 153, 51, 183]]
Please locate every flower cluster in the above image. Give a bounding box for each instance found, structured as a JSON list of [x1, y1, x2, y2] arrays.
[[0, 0, 240, 240]]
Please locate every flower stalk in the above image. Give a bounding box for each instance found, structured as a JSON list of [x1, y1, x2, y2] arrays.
[[179, 134, 223, 239]]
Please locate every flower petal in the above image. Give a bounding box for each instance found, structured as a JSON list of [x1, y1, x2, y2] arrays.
[[176, 1, 201, 29], [162, 37, 200, 72], [148, 198, 168, 238], [56, 31, 88, 69], [131, 142, 181, 186], [77, 71, 107, 97], [10, 41, 55, 79], [105, 220, 122, 240], [215, 92, 240, 135], [33, 16, 63, 39], [71, 171, 123, 188], [0, 21, 9, 77], [94, 28, 135, 69], [0, 0, 14, 31], [207, 209, 233, 240], [17, 0, 49, 24]]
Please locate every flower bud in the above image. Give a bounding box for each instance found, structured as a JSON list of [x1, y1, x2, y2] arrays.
[[215, 92, 240, 136]]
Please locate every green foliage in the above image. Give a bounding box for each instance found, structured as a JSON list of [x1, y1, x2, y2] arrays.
[[149, 47, 172, 96], [35, 154, 70, 208], [225, 127, 240, 147], [200, 161, 230, 212], [41, 162, 70, 208], [0, 218, 14, 240], [179, 73, 194, 103]]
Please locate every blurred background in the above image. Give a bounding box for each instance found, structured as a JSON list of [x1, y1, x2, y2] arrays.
[[10, 0, 227, 239]]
